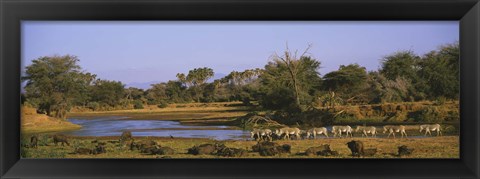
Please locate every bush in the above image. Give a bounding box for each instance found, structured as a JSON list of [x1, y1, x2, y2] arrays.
[[39, 135, 50, 146], [87, 102, 100, 111], [20, 137, 31, 158], [443, 125, 458, 135], [157, 101, 168, 108], [133, 100, 144, 109], [434, 96, 447, 105], [242, 97, 252, 106], [408, 106, 445, 122]]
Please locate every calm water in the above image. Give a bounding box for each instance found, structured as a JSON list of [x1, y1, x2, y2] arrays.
[[61, 116, 251, 140]]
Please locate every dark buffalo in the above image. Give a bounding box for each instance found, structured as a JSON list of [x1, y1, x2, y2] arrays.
[[216, 147, 248, 157], [92, 144, 107, 155], [188, 144, 216, 155], [53, 134, 70, 146], [187, 143, 225, 155], [252, 141, 290, 156], [398, 145, 414, 156], [363, 148, 377, 157], [30, 135, 38, 148], [305, 144, 332, 156], [74, 148, 93, 155], [258, 144, 291, 156], [151, 147, 175, 155], [346, 140, 364, 157], [130, 140, 159, 151], [252, 141, 278, 152]]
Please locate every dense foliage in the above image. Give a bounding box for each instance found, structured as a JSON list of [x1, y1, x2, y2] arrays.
[[23, 43, 459, 121]]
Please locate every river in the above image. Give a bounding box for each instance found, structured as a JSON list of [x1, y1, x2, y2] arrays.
[[61, 116, 437, 140], [61, 116, 251, 140]]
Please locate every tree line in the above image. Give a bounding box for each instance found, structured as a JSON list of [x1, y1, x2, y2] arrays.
[[22, 42, 459, 119]]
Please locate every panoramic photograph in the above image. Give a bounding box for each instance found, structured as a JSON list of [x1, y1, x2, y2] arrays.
[[20, 21, 459, 158]]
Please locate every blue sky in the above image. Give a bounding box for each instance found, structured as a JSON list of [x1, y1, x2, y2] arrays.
[[22, 21, 459, 89]]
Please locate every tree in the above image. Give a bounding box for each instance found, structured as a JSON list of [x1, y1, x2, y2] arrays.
[[418, 42, 459, 99], [177, 67, 214, 102], [90, 79, 125, 107], [146, 80, 190, 104], [366, 72, 414, 103], [22, 55, 93, 119], [379, 50, 428, 101], [322, 64, 368, 103], [380, 50, 421, 81], [263, 45, 322, 108]]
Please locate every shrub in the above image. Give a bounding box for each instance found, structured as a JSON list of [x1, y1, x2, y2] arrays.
[[87, 102, 100, 111], [408, 106, 446, 122], [434, 96, 447, 105], [445, 110, 460, 121], [39, 135, 50, 146], [20, 137, 31, 158], [157, 101, 168, 108], [242, 97, 252, 106], [133, 100, 144, 109], [443, 125, 458, 135]]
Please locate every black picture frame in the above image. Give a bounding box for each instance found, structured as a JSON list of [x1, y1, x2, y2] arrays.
[[1, 0, 479, 178]]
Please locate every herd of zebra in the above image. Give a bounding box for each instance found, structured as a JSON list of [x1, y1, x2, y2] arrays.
[[250, 124, 443, 141]]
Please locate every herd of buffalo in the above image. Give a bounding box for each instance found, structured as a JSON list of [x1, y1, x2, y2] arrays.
[[24, 131, 415, 158]]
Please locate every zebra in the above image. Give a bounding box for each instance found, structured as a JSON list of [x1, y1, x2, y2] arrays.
[[250, 129, 272, 141], [355, 126, 377, 137], [275, 127, 301, 140], [332, 125, 353, 138], [383, 125, 407, 138], [306, 127, 329, 139], [419, 124, 442, 136]]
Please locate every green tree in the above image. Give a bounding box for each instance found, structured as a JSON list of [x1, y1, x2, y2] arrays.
[[418, 42, 459, 99], [260, 45, 322, 110], [366, 72, 414, 103], [379, 50, 428, 101], [268, 45, 320, 106], [380, 50, 421, 81], [22, 55, 94, 119], [90, 79, 125, 107], [176, 67, 214, 102], [146, 80, 190, 104], [322, 64, 368, 103], [125, 87, 145, 101]]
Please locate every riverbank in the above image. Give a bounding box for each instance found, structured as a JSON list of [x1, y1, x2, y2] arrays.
[[21, 106, 81, 134], [21, 136, 459, 158], [68, 102, 250, 123]]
